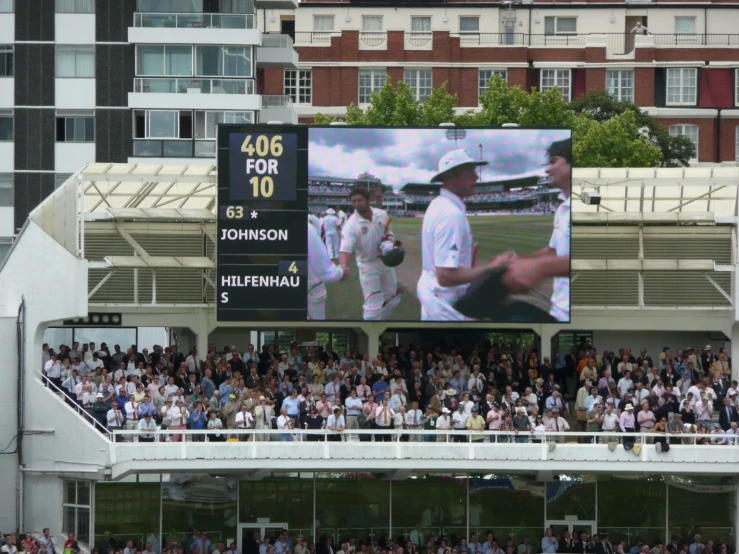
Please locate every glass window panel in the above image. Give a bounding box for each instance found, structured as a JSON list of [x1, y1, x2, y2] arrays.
[[147, 111, 177, 138], [85, 117, 95, 141], [163, 475, 236, 548], [63, 506, 76, 535], [137, 0, 203, 11], [220, 0, 254, 13], [392, 475, 467, 539], [164, 46, 192, 76], [56, 52, 76, 77], [411, 17, 431, 31], [0, 114, 13, 141], [77, 507, 90, 541], [314, 15, 334, 31], [239, 475, 314, 540], [460, 16, 479, 32], [65, 480, 77, 504], [469, 474, 543, 539], [284, 70, 311, 105], [137, 46, 164, 76], [316, 473, 389, 545], [95, 483, 161, 551], [544, 17, 555, 35], [676, 17, 696, 33], [596, 475, 665, 544], [0, 177, 12, 207], [557, 17, 577, 33], [76, 53, 94, 77], [546, 474, 595, 520], [0, 0, 13, 12], [56, 0, 94, 12], [667, 476, 735, 546], [362, 16, 382, 31]]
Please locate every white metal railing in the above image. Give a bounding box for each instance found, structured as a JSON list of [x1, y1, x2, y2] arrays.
[[405, 31, 433, 46], [35, 370, 113, 440], [133, 12, 256, 30], [133, 77, 256, 95]]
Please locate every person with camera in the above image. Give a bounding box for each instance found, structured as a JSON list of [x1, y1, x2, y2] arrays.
[[107, 400, 125, 442]]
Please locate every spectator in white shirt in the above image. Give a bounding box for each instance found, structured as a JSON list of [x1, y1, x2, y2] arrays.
[[107, 404, 125, 441], [277, 407, 294, 441], [327, 406, 346, 441], [436, 407, 452, 442], [138, 414, 158, 442], [235, 405, 254, 441]]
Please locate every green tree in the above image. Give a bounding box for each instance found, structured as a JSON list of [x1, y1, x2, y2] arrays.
[[568, 90, 695, 167], [572, 110, 661, 168]]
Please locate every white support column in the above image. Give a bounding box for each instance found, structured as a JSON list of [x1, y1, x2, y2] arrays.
[[539, 325, 559, 361], [357, 323, 384, 358]]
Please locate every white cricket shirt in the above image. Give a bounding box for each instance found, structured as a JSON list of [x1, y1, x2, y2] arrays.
[[419, 188, 473, 301], [549, 194, 571, 321], [323, 214, 340, 235], [340, 208, 392, 265]]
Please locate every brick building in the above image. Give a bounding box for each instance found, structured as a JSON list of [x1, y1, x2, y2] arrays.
[[259, 0, 739, 164]]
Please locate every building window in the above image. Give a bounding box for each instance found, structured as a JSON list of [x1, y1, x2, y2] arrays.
[[219, 0, 254, 13], [55, 174, 73, 189], [736, 126, 739, 162], [544, 16, 577, 35], [675, 16, 696, 34], [669, 124, 699, 160], [62, 480, 91, 543], [0, 0, 12, 12], [56, 45, 95, 78], [284, 69, 312, 105], [460, 16, 480, 33], [358, 69, 387, 104], [0, 46, 12, 77], [362, 16, 382, 31], [195, 46, 252, 78], [56, 112, 95, 143], [540, 69, 571, 102], [411, 16, 431, 32], [404, 69, 432, 101], [736, 69, 739, 106], [0, 174, 12, 208], [134, 110, 193, 139], [606, 70, 634, 102], [136, 45, 192, 77], [0, 110, 12, 141], [55, 0, 94, 12], [137, 0, 204, 11], [313, 15, 334, 31], [479, 69, 507, 98], [666, 68, 697, 106], [195, 111, 253, 139]]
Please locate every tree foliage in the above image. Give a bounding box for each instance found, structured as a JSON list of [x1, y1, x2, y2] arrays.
[[314, 77, 694, 167]]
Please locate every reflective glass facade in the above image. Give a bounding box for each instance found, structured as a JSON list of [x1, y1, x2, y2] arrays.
[[94, 474, 737, 552]]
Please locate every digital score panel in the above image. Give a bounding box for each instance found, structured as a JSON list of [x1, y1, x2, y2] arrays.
[[217, 125, 309, 322]]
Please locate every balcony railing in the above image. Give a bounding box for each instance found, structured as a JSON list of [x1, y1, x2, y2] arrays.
[[529, 33, 588, 46], [261, 94, 293, 108], [294, 31, 333, 44], [133, 12, 256, 30], [405, 31, 433, 46], [133, 139, 215, 158], [133, 77, 256, 95], [359, 31, 387, 47], [459, 32, 526, 45], [261, 33, 293, 48], [652, 33, 739, 45]]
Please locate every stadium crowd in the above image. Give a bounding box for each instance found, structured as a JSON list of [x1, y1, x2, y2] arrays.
[[40, 337, 735, 447], [309, 185, 353, 194]]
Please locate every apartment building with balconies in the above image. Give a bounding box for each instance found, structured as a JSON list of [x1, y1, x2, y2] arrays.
[[0, 0, 299, 257], [257, 0, 739, 167]]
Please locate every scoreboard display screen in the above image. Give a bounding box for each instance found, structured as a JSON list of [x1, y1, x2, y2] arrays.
[[217, 125, 572, 323]]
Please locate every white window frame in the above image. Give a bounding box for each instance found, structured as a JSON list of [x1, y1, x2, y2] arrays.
[[56, 110, 95, 143], [404, 69, 433, 101], [675, 16, 696, 34], [478, 69, 507, 99], [0, 45, 12, 77], [410, 16, 431, 33], [669, 124, 699, 161], [666, 67, 697, 106], [145, 110, 179, 139], [313, 15, 334, 31], [62, 480, 91, 543], [195, 45, 252, 78], [540, 69, 571, 102], [544, 16, 577, 35], [195, 110, 254, 140], [55, 45, 95, 78], [55, 0, 94, 13], [362, 16, 383, 32], [0, 173, 12, 208], [358, 69, 387, 105], [284, 69, 312, 106], [606, 70, 634, 103], [459, 16, 480, 33]]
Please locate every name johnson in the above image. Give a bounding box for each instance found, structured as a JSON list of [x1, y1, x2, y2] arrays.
[[221, 276, 301, 287], [220, 229, 289, 241]]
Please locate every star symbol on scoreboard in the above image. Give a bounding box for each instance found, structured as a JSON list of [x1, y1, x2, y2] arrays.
[[250, 210, 258, 219]]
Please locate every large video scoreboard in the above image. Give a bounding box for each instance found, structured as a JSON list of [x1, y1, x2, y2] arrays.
[[217, 124, 572, 323], [217, 125, 309, 321]]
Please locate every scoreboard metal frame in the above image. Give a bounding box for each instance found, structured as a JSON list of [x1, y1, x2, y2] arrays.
[[217, 124, 309, 322]]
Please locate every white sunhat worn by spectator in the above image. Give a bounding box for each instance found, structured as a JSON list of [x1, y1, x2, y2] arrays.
[[431, 149, 488, 182]]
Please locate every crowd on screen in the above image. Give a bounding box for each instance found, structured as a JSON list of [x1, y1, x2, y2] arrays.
[[40, 337, 735, 448]]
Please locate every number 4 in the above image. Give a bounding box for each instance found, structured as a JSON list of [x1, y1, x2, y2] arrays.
[[288, 262, 298, 274]]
